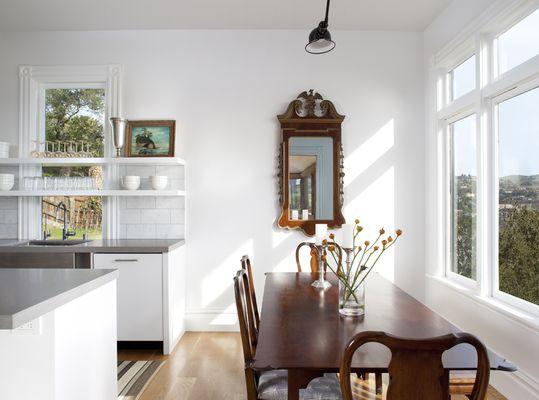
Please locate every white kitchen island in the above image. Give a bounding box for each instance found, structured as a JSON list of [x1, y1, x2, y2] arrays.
[[0, 268, 119, 400]]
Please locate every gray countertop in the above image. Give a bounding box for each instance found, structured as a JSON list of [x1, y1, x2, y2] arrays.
[[0, 268, 118, 329], [0, 239, 185, 253]]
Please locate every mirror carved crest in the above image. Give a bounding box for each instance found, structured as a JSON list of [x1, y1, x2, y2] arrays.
[[277, 90, 345, 236]]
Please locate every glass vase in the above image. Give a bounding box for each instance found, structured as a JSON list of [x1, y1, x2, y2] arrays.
[[339, 279, 365, 316]]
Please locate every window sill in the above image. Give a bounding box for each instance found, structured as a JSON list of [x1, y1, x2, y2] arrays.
[[426, 274, 539, 332]]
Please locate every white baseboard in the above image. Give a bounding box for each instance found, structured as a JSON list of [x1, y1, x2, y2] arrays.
[[492, 369, 539, 400], [185, 308, 239, 332]]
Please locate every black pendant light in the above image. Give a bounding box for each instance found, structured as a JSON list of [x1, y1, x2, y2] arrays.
[[305, 0, 336, 54]]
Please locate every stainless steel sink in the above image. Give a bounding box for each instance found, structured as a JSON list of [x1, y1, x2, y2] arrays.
[[21, 240, 90, 246]]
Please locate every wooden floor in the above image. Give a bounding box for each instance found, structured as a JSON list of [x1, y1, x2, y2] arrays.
[[118, 332, 506, 400]]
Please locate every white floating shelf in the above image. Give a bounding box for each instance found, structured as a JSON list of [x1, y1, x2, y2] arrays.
[[0, 157, 186, 166], [0, 190, 185, 197]]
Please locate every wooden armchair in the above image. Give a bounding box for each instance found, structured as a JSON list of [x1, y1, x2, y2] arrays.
[[339, 331, 490, 400]]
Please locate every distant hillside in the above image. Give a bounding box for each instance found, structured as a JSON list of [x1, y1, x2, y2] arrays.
[[500, 174, 539, 189]]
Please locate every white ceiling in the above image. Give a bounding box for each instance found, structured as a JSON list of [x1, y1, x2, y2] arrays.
[[0, 0, 451, 32]]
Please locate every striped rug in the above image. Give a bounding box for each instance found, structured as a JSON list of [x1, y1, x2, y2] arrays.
[[117, 360, 164, 400]]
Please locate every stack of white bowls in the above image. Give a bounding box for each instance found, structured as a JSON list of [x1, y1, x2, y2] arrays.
[[149, 176, 168, 190], [0, 142, 9, 158], [120, 176, 140, 190], [0, 174, 15, 191]]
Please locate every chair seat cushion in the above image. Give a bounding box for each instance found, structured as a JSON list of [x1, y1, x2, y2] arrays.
[[258, 370, 288, 400], [300, 374, 342, 400]]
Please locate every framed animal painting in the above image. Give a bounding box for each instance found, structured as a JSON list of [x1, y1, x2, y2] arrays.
[[125, 120, 175, 157]]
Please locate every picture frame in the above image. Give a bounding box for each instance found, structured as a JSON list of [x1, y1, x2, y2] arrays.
[[125, 120, 175, 157]]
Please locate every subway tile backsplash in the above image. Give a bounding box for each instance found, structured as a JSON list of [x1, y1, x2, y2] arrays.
[[119, 164, 185, 239]]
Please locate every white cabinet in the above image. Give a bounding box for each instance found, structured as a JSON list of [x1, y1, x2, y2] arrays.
[[94, 253, 163, 341]]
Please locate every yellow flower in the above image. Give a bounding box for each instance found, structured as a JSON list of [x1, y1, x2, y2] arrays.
[[364, 241, 370, 246], [328, 245, 335, 252], [388, 236, 393, 243], [329, 233, 335, 240], [322, 239, 328, 245], [382, 240, 387, 246], [396, 229, 403, 236], [373, 246, 379, 251], [357, 226, 363, 232], [357, 246, 362, 251], [354, 219, 360, 224], [379, 228, 385, 235]]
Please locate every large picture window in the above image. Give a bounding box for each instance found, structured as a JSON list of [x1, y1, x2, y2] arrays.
[[437, 4, 539, 315], [496, 87, 539, 305]]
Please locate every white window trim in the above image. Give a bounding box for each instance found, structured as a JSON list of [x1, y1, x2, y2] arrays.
[[432, 0, 539, 321], [18, 65, 122, 240]]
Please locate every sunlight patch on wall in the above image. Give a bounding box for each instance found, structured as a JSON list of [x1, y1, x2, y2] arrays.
[[201, 239, 254, 308], [272, 229, 289, 248], [345, 166, 395, 282], [344, 119, 394, 187]]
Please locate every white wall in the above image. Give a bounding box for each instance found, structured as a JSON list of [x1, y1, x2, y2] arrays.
[[424, 1, 539, 399], [0, 30, 425, 326]]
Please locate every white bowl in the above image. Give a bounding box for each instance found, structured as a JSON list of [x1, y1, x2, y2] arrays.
[[0, 181, 14, 191], [121, 176, 140, 190], [149, 176, 168, 190]]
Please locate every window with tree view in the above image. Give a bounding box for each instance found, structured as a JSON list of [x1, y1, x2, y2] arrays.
[[451, 114, 477, 280], [42, 88, 105, 240], [497, 87, 539, 305]]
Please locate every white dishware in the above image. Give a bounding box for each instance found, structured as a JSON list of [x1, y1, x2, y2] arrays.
[[121, 176, 140, 190], [0, 173, 14, 191], [0, 142, 9, 158], [149, 176, 168, 190]]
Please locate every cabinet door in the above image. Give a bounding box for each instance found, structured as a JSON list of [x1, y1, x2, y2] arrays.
[[94, 253, 163, 341]]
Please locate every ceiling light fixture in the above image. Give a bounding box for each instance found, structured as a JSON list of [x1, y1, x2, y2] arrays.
[[305, 0, 336, 55]]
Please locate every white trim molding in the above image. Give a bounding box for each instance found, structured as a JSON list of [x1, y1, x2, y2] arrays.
[[184, 308, 239, 332], [17, 64, 122, 240]]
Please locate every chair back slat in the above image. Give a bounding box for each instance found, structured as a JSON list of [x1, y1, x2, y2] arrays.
[[233, 270, 257, 362], [241, 255, 260, 332], [339, 331, 490, 400]]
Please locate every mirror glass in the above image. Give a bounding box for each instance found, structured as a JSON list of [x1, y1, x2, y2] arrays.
[[288, 137, 334, 221]]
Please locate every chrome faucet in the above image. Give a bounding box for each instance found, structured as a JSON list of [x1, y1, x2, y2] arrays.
[[56, 202, 76, 241]]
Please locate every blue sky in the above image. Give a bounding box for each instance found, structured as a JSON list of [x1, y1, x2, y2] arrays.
[[453, 9, 539, 178]]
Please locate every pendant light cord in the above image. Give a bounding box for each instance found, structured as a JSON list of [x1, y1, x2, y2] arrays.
[[324, 0, 331, 23]]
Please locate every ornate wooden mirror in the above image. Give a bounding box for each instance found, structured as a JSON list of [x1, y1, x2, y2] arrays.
[[277, 90, 345, 236]]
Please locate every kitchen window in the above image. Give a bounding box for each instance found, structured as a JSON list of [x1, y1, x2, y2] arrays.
[[41, 88, 105, 239], [18, 65, 121, 240]]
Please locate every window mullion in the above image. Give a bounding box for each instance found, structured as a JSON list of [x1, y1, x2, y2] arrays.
[[476, 33, 492, 297]]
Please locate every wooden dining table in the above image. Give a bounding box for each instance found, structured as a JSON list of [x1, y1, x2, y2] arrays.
[[252, 272, 516, 400]]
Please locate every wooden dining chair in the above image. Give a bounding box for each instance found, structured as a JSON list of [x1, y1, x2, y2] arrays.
[[234, 269, 303, 400], [295, 242, 319, 272], [235, 269, 344, 400], [241, 255, 260, 332], [339, 331, 490, 400], [295, 241, 344, 273]]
